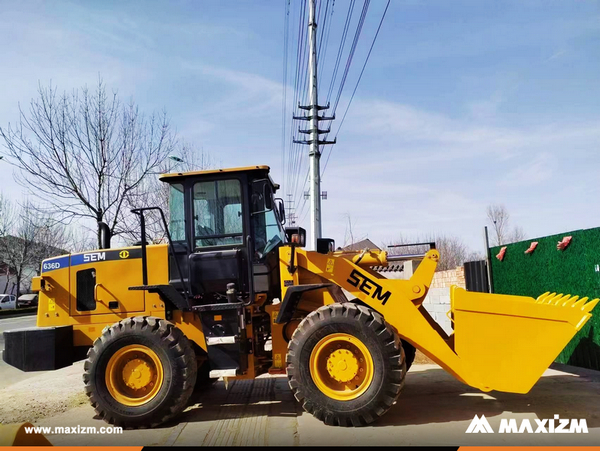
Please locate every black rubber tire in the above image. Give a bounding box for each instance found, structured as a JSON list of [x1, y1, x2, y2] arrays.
[[287, 303, 406, 427], [401, 340, 416, 371], [83, 316, 197, 429]]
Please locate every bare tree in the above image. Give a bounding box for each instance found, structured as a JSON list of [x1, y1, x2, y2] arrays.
[[0, 79, 176, 247], [0, 194, 17, 293], [386, 233, 471, 272], [29, 216, 71, 274], [486, 204, 511, 246], [343, 214, 356, 248], [123, 142, 213, 243], [0, 197, 73, 296], [486, 203, 526, 245], [510, 225, 527, 244], [0, 201, 40, 296]]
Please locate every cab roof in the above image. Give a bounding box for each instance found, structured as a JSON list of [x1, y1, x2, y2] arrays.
[[158, 165, 279, 190], [159, 165, 270, 181]]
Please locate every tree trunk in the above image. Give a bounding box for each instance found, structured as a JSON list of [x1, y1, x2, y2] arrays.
[[3, 267, 10, 293], [16, 272, 21, 299]]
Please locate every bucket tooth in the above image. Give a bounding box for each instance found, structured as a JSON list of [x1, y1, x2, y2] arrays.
[[552, 294, 569, 305], [545, 293, 561, 304], [583, 298, 600, 313], [562, 296, 578, 307], [573, 297, 589, 309], [536, 292, 551, 304]]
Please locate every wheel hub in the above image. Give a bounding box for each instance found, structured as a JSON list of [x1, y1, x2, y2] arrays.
[[105, 344, 164, 406], [326, 349, 359, 383], [122, 358, 154, 390], [309, 332, 375, 401]]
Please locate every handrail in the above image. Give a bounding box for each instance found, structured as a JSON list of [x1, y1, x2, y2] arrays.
[[131, 207, 190, 300]]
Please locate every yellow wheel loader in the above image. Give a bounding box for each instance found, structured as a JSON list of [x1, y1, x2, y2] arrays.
[[3, 165, 598, 428]]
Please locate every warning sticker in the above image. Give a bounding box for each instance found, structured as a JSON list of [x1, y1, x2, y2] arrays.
[[326, 258, 335, 274], [48, 298, 56, 312]]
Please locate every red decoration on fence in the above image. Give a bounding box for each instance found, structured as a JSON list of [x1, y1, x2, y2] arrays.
[[496, 246, 507, 261], [557, 236, 572, 251], [524, 241, 538, 254]]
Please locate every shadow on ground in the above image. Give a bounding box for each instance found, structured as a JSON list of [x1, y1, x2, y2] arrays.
[[157, 363, 600, 429], [164, 375, 300, 428], [377, 363, 600, 428]]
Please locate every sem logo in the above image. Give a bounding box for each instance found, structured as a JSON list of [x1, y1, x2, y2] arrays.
[[466, 414, 588, 434], [119, 250, 129, 259], [346, 269, 392, 305], [83, 252, 106, 262]]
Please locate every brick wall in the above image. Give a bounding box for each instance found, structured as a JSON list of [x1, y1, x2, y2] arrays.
[[373, 264, 465, 336], [430, 266, 466, 289], [422, 287, 453, 335]]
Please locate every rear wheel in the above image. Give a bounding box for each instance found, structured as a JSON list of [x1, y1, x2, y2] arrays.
[[83, 317, 197, 428], [287, 303, 406, 426]]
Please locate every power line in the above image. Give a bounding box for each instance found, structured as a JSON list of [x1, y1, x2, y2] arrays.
[[281, 0, 291, 191], [331, 0, 370, 114], [290, 1, 310, 201], [286, 0, 308, 200], [325, 0, 356, 104], [321, 0, 390, 176]]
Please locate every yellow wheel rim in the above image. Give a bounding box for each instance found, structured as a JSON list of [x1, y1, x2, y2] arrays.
[[105, 344, 164, 407], [309, 333, 374, 401]]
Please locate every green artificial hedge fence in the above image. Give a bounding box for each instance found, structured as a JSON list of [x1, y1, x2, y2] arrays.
[[490, 227, 600, 370]]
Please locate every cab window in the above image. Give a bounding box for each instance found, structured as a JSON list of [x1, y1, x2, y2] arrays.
[[193, 179, 243, 248], [169, 183, 185, 242]]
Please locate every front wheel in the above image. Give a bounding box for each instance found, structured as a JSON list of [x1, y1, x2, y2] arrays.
[[287, 303, 406, 426], [83, 316, 197, 428]]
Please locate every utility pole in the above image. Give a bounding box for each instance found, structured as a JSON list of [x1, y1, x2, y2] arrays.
[[294, 0, 335, 249]]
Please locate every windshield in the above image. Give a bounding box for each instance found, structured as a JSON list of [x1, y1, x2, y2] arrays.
[[193, 179, 243, 248]]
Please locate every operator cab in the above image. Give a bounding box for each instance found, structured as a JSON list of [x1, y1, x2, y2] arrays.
[[159, 165, 286, 306]]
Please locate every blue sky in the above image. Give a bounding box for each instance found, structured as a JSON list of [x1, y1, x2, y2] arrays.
[[0, 0, 599, 252]]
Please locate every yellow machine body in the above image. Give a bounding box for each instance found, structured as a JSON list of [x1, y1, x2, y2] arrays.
[[32, 244, 206, 351], [11, 164, 599, 430], [24, 165, 598, 398], [29, 243, 598, 395], [278, 247, 598, 394]]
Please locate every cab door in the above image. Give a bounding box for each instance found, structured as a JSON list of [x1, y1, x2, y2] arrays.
[[69, 249, 145, 316]]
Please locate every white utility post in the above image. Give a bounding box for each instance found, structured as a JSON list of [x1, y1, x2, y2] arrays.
[[293, 0, 335, 249], [307, 0, 321, 249]]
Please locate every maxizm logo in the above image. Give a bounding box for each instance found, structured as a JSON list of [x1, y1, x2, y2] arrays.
[[466, 414, 588, 434]]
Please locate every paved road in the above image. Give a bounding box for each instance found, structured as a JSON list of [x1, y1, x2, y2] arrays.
[[19, 363, 600, 446], [0, 315, 39, 389]]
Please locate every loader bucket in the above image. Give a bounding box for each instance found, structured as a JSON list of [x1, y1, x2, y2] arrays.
[[451, 286, 599, 393]]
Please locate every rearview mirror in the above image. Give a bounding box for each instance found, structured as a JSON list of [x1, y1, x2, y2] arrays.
[[275, 198, 286, 224], [264, 183, 273, 211]]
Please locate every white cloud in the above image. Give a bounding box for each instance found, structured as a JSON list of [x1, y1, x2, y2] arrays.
[[500, 153, 556, 187], [316, 97, 600, 250]]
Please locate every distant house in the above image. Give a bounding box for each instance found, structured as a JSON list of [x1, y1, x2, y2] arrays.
[[342, 238, 381, 252], [0, 236, 66, 295], [0, 262, 18, 295]]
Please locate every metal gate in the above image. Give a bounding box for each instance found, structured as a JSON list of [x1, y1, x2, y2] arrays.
[[464, 260, 489, 293]]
